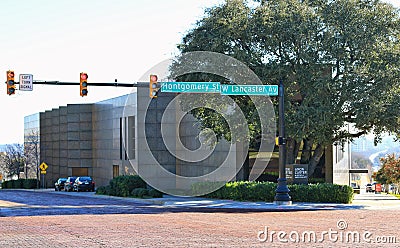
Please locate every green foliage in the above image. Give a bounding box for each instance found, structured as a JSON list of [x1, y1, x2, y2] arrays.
[[1, 180, 11, 189], [147, 189, 163, 198], [194, 181, 353, 203], [108, 175, 147, 197], [175, 0, 400, 174], [22, 179, 38, 189], [131, 188, 148, 198], [191, 181, 227, 196], [95, 175, 163, 198], [289, 183, 354, 204], [1, 179, 38, 189], [11, 179, 23, 188], [95, 185, 111, 195], [308, 178, 326, 184], [376, 154, 400, 184]]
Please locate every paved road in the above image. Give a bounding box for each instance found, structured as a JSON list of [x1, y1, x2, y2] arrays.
[[352, 191, 400, 210], [0, 189, 160, 216], [1, 189, 399, 217]]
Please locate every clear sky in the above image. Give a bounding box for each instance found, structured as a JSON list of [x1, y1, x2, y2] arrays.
[[0, 0, 224, 144], [0, 0, 399, 144]]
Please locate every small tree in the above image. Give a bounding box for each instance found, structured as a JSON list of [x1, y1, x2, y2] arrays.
[[24, 130, 40, 182], [377, 154, 400, 193], [0, 144, 25, 180]]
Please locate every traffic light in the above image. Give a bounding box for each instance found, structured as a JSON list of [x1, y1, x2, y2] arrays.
[[149, 74, 158, 98], [6, 70, 16, 95], [80, 72, 88, 96]]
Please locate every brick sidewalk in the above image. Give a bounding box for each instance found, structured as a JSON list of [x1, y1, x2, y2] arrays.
[[1, 209, 399, 247]]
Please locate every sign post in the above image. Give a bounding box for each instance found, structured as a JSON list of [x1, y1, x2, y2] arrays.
[[39, 162, 48, 188]]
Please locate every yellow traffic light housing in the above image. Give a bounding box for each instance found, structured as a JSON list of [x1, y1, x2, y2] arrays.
[[80, 72, 88, 97], [6, 70, 16, 95], [149, 74, 158, 98]]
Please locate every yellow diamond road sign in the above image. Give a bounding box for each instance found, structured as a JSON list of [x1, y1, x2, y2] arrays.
[[39, 162, 48, 171]]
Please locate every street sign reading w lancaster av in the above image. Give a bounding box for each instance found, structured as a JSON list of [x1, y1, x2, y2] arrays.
[[220, 84, 278, 96]]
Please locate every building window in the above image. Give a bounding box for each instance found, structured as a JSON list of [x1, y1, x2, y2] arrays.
[[120, 118, 123, 160], [120, 116, 135, 161], [335, 144, 344, 163], [113, 165, 119, 178], [127, 116, 135, 160]]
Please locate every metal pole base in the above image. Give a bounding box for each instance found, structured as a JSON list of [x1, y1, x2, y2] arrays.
[[274, 178, 292, 205], [274, 200, 292, 205]]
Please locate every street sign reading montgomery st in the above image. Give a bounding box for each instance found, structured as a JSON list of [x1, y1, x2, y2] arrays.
[[160, 82, 278, 96], [161, 82, 221, 93]]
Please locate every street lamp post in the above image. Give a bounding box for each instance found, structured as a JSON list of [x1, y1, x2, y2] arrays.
[[274, 79, 292, 205]]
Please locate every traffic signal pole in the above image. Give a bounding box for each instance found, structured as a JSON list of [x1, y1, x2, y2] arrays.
[[273, 79, 292, 205], [7, 80, 150, 87]]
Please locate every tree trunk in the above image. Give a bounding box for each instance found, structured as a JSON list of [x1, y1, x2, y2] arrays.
[[300, 138, 312, 164], [308, 144, 325, 177]]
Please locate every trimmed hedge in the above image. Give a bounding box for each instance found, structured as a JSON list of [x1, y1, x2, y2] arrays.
[[192, 181, 354, 204], [96, 175, 163, 198], [1, 179, 38, 189], [108, 175, 147, 197]]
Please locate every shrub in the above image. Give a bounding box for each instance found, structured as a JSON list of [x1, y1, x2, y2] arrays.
[[95, 175, 162, 198], [96, 185, 111, 195], [308, 178, 326, 184], [11, 179, 23, 188], [147, 189, 163, 198], [1, 179, 38, 189], [194, 181, 353, 204], [2, 180, 10, 189], [108, 175, 146, 197], [131, 188, 148, 198], [23, 179, 38, 189], [191, 181, 226, 196]]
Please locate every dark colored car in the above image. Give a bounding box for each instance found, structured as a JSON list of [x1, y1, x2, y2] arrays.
[[73, 176, 95, 192], [366, 183, 373, 193], [64, 177, 77, 192], [54, 178, 67, 191]]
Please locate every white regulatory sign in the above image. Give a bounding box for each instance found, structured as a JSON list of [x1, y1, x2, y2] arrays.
[[19, 74, 33, 91]]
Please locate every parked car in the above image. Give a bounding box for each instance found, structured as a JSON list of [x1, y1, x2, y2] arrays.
[[366, 183, 373, 193], [54, 178, 67, 191], [73, 176, 95, 192], [351, 182, 360, 194], [64, 177, 77, 192]]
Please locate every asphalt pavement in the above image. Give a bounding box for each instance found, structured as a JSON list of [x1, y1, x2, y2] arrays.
[[2, 188, 398, 216], [45, 188, 400, 211]]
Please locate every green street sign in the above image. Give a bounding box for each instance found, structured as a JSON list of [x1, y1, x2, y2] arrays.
[[161, 82, 220, 93], [220, 85, 278, 96], [160, 82, 278, 96]]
